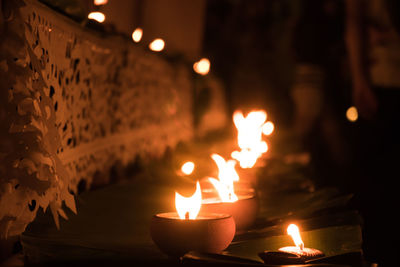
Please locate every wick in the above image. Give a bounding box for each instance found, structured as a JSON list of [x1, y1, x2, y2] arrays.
[[185, 211, 189, 220], [299, 243, 304, 251]]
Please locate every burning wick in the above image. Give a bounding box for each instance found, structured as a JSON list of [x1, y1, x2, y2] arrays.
[[132, 28, 143, 43], [149, 38, 165, 52], [88, 12, 105, 23], [180, 161, 195, 175], [278, 224, 324, 259]]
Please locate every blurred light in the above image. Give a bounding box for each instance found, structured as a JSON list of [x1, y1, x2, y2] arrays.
[[181, 161, 195, 175], [149, 38, 165, 52], [132, 28, 143, 43], [262, 121, 275, 136], [94, 0, 108, 5], [346, 106, 358, 122], [88, 12, 105, 23], [193, 58, 210, 75]]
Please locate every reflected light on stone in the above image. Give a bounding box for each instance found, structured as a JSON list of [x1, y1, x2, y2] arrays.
[[132, 28, 143, 43], [346, 106, 358, 122], [149, 38, 165, 52], [88, 12, 105, 23]]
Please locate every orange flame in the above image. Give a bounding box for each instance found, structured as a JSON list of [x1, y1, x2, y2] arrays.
[[132, 28, 143, 43], [94, 0, 108, 5], [175, 181, 202, 220], [231, 110, 270, 168], [149, 38, 165, 52], [193, 58, 210, 75], [88, 12, 105, 23], [181, 161, 195, 175], [208, 154, 238, 202], [287, 224, 304, 250]]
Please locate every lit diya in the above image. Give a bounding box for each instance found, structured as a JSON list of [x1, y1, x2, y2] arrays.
[[150, 181, 235, 257], [200, 154, 258, 231], [259, 224, 324, 265]]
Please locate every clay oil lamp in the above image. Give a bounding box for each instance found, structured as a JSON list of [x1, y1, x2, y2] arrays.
[[150, 181, 236, 258], [259, 224, 324, 265], [200, 154, 258, 231], [230, 110, 274, 186]]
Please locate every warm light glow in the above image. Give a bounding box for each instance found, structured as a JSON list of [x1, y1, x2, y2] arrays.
[[149, 38, 165, 52], [262, 121, 275, 136], [94, 0, 108, 5], [346, 106, 358, 122], [232, 110, 270, 168], [132, 28, 143, 43], [88, 12, 105, 23], [208, 154, 238, 202], [181, 161, 195, 175], [193, 58, 210, 75], [175, 181, 202, 220], [287, 224, 304, 250]]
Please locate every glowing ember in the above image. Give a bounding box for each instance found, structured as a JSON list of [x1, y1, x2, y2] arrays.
[[149, 38, 165, 52], [181, 161, 195, 175], [287, 224, 304, 250], [88, 12, 105, 23], [94, 0, 108, 5], [231, 110, 270, 168], [175, 181, 202, 220], [346, 106, 358, 122], [193, 58, 210, 75], [208, 154, 238, 203], [132, 28, 143, 43]]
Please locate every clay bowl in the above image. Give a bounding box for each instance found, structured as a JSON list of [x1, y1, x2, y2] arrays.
[[150, 212, 235, 257]]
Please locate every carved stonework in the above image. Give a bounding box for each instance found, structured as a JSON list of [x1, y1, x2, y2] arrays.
[[0, 0, 193, 238]]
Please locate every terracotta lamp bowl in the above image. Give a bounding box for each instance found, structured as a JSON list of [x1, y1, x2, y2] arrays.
[[150, 212, 235, 257]]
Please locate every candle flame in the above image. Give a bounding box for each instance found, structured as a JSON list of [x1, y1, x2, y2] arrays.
[[175, 181, 202, 220], [149, 38, 165, 52], [262, 121, 275, 136], [208, 154, 238, 202], [132, 28, 143, 43], [287, 224, 304, 250], [346, 106, 358, 122], [181, 161, 195, 175], [94, 0, 108, 5], [193, 58, 210, 75], [88, 12, 105, 23], [231, 110, 270, 168]]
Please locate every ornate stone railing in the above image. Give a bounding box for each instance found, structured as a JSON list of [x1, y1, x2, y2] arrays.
[[0, 0, 194, 238]]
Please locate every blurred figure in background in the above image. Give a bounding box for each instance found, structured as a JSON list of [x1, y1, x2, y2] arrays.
[[290, 0, 351, 186], [345, 0, 400, 264]]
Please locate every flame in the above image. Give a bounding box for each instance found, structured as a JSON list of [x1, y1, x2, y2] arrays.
[[193, 58, 210, 75], [94, 0, 108, 5], [132, 28, 143, 43], [346, 106, 358, 122], [149, 38, 165, 52], [175, 181, 202, 220], [287, 224, 304, 250], [208, 154, 238, 202], [181, 161, 195, 175], [88, 12, 105, 23], [262, 121, 275, 136], [232, 110, 271, 168]]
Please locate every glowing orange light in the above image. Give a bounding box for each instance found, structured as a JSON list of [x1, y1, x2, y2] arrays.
[[94, 0, 108, 5], [175, 181, 202, 220], [181, 161, 195, 175], [132, 28, 143, 43], [88, 12, 105, 23], [287, 224, 304, 250], [346, 106, 358, 122], [208, 154, 239, 202], [231, 110, 270, 168], [262, 121, 275, 136], [149, 38, 165, 52], [193, 58, 210, 75]]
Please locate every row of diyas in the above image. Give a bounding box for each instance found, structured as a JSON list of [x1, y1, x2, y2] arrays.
[[151, 110, 274, 257]]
